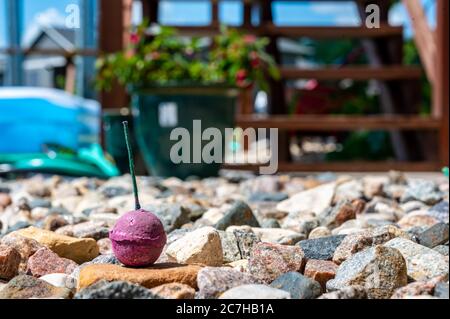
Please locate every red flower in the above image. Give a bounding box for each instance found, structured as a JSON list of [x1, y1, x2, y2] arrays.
[[130, 33, 140, 45], [236, 69, 249, 88], [249, 51, 261, 68], [244, 35, 257, 44]]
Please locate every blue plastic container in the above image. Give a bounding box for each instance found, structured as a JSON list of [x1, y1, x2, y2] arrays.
[[0, 87, 100, 153]]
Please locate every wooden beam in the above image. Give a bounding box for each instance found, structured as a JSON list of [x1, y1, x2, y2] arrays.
[[265, 25, 404, 38], [223, 161, 441, 173], [64, 59, 76, 94], [280, 66, 422, 81], [436, 0, 449, 167], [99, 0, 130, 109], [402, 0, 437, 86], [236, 115, 441, 131], [211, 0, 219, 27]]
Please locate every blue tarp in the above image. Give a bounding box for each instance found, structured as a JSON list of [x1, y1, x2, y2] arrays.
[[0, 87, 100, 153]]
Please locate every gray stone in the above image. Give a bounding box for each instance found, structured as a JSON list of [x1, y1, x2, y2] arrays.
[[401, 180, 443, 205], [0, 275, 73, 299], [215, 201, 260, 231], [197, 267, 257, 299], [233, 229, 261, 259], [327, 246, 408, 299], [297, 235, 346, 260], [384, 238, 449, 281], [74, 280, 160, 299], [417, 223, 449, 248], [218, 231, 241, 263], [318, 286, 367, 299], [434, 282, 449, 299], [434, 245, 449, 256], [219, 284, 291, 299], [249, 192, 288, 203], [270, 272, 322, 299], [259, 219, 281, 229], [145, 203, 190, 233], [428, 201, 449, 223]]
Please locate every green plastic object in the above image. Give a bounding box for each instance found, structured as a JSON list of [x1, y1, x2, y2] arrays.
[[0, 144, 120, 178], [132, 86, 238, 179], [443, 167, 449, 178]]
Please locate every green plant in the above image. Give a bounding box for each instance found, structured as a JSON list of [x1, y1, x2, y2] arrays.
[[95, 24, 279, 91]]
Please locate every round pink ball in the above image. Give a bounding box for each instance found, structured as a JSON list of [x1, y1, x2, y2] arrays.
[[109, 209, 167, 267]]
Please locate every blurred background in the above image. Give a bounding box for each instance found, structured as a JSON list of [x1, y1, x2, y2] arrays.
[[0, 0, 448, 178]]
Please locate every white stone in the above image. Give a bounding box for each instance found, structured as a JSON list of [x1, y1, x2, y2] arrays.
[[277, 182, 336, 215], [219, 284, 291, 299], [252, 228, 303, 245], [166, 226, 223, 266], [39, 273, 78, 290]]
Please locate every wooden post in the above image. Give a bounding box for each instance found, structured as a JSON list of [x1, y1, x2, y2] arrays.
[[243, 0, 252, 27], [142, 0, 159, 24], [99, 0, 131, 110], [211, 0, 219, 27], [436, 0, 449, 167]]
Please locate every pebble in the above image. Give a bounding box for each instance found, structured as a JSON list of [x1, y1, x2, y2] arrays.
[[166, 226, 223, 266], [401, 180, 443, 205], [218, 231, 241, 263], [97, 238, 113, 255], [78, 263, 202, 290], [327, 246, 408, 299], [270, 272, 322, 299], [0, 193, 12, 208], [75, 280, 160, 299], [333, 225, 409, 264], [219, 284, 291, 299], [233, 229, 261, 259], [427, 201, 449, 223], [384, 238, 449, 281], [55, 221, 110, 240], [39, 273, 77, 290], [252, 228, 304, 245], [433, 245, 449, 256], [319, 200, 357, 230], [228, 259, 249, 272], [304, 259, 338, 290], [145, 203, 190, 233], [391, 276, 445, 299], [416, 223, 449, 248], [308, 226, 332, 239], [277, 182, 336, 215], [0, 244, 21, 280], [150, 283, 195, 299], [397, 212, 440, 230], [215, 201, 260, 230], [26, 247, 78, 277], [0, 233, 44, 271], [318, 285, 367, 299], [434, 282, 449, 299], [15, 227, 99, 264], [197, 267, 257, 299], [297, 235, 346, 261], [248, 242, 305, 284], [0, 275, 73, 299]]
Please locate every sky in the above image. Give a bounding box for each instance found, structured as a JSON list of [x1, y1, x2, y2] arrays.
[[0, 0, 437, 48]]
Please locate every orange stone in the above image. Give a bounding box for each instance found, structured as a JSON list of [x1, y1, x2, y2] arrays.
[[78, 263, 202, 290], [304, 259, 338, 290]]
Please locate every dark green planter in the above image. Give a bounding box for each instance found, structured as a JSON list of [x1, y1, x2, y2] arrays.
[[131, 86, 238, 179], [102, 109, 136, 174]]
